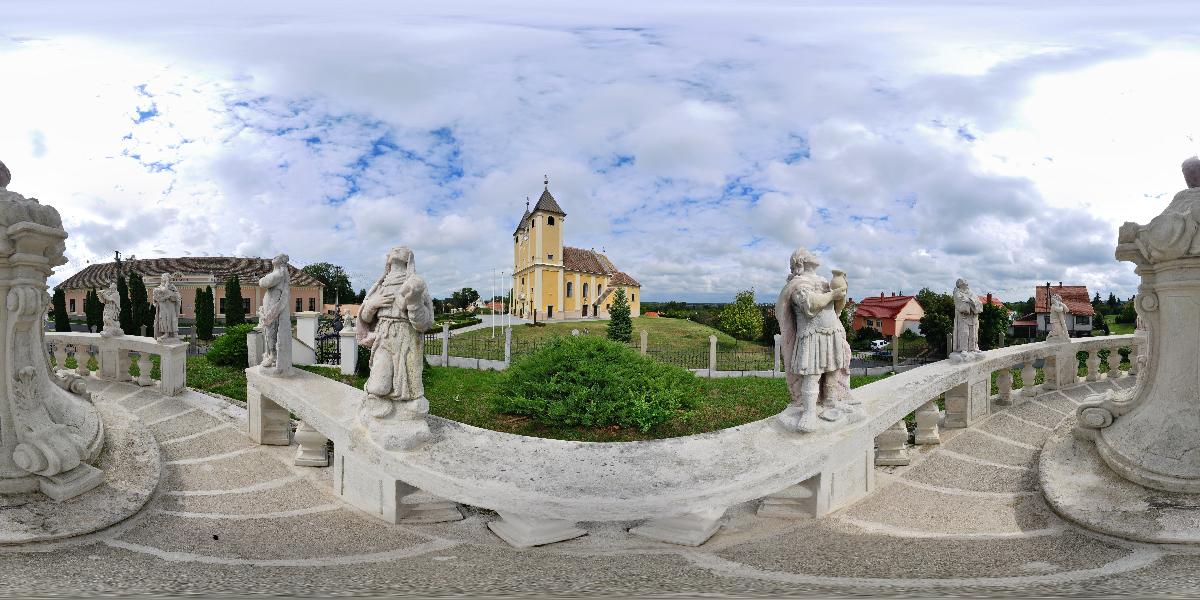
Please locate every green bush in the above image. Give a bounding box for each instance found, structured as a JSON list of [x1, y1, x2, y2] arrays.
[[494, 335, 698, 432], [207, 323, 256, 367], [607, 288, 632, 343], [716, 290, 763, 341]]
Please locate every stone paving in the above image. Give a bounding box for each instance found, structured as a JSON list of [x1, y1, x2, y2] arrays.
[[4, 374, 1200, 597]]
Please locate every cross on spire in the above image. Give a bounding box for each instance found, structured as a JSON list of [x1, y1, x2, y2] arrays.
[[544, 174, 549, 189]]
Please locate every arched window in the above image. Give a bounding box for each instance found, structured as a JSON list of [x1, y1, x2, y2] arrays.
[[583, 283, 589, 298], [631, 293, 636, 303], [548, 216, 555, 225], [566, 281, 573, 297]]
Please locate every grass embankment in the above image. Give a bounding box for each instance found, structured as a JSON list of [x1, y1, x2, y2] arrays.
[[300, 364, 892, 442], [1105, 314, 1135, 335]]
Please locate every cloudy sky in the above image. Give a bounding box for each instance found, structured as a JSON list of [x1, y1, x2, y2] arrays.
[[3, 1, 1198, 302]]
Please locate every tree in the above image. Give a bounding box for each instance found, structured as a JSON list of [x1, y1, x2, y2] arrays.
[[716, 290, 763, 341], [915, 287, 954, 356], [759, 304, 780, 345], [117, 275, 134, 334], [839, 304, 854, 334], [1092, 292, 1104, 317], [51, 288, 71, 332], [196, 286, 215, 340], [128, 273, 152, 336], [301, 262, 356, 305], [224, 276, 245, 326], [84, 288, 102, 333], [355, 288, 367, 305], [1106, 292, 1120, 314], [979, 303, 1013, 350], [451, 287, 480, 310], [1117, 297, 1138, 324], [607, 288, 633, 343]]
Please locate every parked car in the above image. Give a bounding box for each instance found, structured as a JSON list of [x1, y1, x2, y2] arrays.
[[869, 339, 890, 351]]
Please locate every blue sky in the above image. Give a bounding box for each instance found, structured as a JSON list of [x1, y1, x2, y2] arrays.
[[3, 1, 1200, 302]]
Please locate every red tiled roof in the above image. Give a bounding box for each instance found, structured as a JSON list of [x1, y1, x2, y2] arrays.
[[560, 247, 640, 286], [980, 295, 1006, 308], [1034, 285, 1095, 316], [854, 295, 917, 319], [610, 271, 641, 287], [57, 257, 322, 290]]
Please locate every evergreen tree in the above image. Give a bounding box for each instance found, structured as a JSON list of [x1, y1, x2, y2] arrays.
[[128, 273, 151, 336], [1106, 293, 1119, 313], [223, 276, 245, 326], [117, 276, 134, 334], [607, 288, 633, 343], [1092, 292, 1104, 316], [196, 286, 215, 340], [52, 288, 71, 332], [1117, 297, 1138, 324], [716, 290, 764, 341], [915, 287, 954, 356], [83, 288, 100, 332]]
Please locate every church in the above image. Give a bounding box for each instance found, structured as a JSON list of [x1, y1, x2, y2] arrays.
[[512, 179, 642, 320]]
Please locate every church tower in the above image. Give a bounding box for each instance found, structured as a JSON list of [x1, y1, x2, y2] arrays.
[[512, 177, 566, 319]]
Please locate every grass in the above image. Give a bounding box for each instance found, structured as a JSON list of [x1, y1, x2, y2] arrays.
[[300, 364, 894, 442], [1105, 314, 1135, 335], [185, 355, 248, 403]]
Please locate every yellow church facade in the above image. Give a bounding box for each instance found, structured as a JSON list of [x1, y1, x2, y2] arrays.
[[512, 181, 642, 320]]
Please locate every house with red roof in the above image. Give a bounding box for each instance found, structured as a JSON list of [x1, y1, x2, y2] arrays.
[[1034, 282, 1095, 337], [852, 293, 925, 337]]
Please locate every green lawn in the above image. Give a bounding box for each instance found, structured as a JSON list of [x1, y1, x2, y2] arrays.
[[300, 365, 893, 442], [184, 356, 248, 403], [1105, 314, 1135, 335]]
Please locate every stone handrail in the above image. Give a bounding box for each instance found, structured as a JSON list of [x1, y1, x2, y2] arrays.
[[46, 332, 189, 396], [246, 332, 1141, 547]]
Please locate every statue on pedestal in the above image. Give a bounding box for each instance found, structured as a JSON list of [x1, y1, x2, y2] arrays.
[[1047, 293, 1070, 342], [151, 273, 181, 341], [949, 278, 984, 362], [775, 248, 858, 433], [357, 246, 435, 450], [256, 254, 291, 376], [100, 282, 123, 338]]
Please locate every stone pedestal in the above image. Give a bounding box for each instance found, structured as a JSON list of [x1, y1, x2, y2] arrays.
[[629, 507, 726, 546], [333, 452, 462, 524], [944, 373, 989, 428], [757, 446, 874, 519], [338, 325, 358, 376], [488, 512, 585, 548]]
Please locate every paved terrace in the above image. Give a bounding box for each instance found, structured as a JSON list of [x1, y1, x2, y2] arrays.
[[4, 374, 1199, 597]]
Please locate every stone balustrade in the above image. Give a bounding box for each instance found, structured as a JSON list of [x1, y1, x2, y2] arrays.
[[872, 333, 1141, 466], [46, 332, 189, 396], [245, 332, 1141, 549]]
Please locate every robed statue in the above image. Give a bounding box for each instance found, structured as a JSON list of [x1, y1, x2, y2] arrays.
[[100, 282, 123, 338], [151, 273, 181, 341], [257, 254, 292, 375], [357, 246, 436, 450], [950, 278, 984, 362], [775, 248, 857, 433], [1048, 293, 1071, 342]]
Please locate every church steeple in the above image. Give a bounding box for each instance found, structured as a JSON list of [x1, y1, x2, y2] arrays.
[[532, 175, 566, 216]]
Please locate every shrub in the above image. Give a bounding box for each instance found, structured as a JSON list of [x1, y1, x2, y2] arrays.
[[52, 288, 71, 332], [607, 288, 632, 343], [224, 276, 246, 326], [207, 323, 256, 367], [494, 335, 698, 432], [716, 290, 763, 341]]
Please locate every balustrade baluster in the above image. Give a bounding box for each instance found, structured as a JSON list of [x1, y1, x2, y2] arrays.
[[1086, 350, 1101, 382], [1130, 344, 1141, 376], [1020, 362, 1037, 399], [995, 369, 1014, 406], [294, 421, 330, 467], [914, 400, 941, 444], [1107, 346, 1124, 378], [874, 420, 911, 465], [76, 346, 92, 375]]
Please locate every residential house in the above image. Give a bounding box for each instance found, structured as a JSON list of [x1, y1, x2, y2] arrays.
[[1034, 282, 1095, 337], [852, 293, 924, 337]]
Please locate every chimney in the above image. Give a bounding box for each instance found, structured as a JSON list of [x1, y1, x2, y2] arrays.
[[1058, 281, 1063, 287], [879, 292, 884, 298], [891, 292, 895, 297], [987, 293, 993, 304]]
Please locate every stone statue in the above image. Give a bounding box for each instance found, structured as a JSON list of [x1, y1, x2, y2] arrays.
[[949, 278, 984, 362], [151, 273, 181, 341], [1119, 157, 1200, 262], [1047, 293, 1070, 342], [256, 254, 291, 376], [100, 282, 123, 338], [0, 159, 105, 500], [356, 246, 435, 450], [775, 248, 858, 433]]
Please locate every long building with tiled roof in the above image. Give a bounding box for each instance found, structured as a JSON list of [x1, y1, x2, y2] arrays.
[[56, 256, 325, 322], [512, 178, 641, 320]]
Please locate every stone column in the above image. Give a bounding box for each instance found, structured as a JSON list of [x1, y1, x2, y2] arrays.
[[52, 343, 67, 372], [639, 329, 648, 355], [157, 340, 188, 396], [708, 335, 717, 376], [441, 322, 450, 365], [338, 322, 357, 376], [294, 311, 319, 349], [1107, 347, 1124, 378], [0, 170, 105, 500], [1020, 361, 1038, 399], [995, 369, 1014, 407]]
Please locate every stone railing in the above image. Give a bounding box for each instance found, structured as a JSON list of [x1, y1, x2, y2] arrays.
[[45, 332, 189, 396], [244, 332, 1141, 549], [872, 333, 1141, 465]]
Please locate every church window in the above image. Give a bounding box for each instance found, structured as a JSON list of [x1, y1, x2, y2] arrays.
[[296, 298, 302, 312], [548, 254, 553, 260], [631, 293, 635, 303], [566, 282, 573, 297], [583, 283, 589, 298], [548, 216, 555, 225]]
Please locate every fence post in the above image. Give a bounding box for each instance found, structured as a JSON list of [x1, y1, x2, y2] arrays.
[[441, 322, 450, 366], [773, 333, 781, 375], [504, 327, 512, 365], [339, 321, 357, 376], [639, 329, 648, 355], [708, 335, 717, 376], [892, 334, 900, 371]]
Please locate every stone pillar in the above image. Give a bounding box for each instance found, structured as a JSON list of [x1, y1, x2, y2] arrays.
[[247, 382, 291, 446], [100, 347, 131, 382], [157, 340, 188, 396], [914, 400, 941, 444], [338, 323, 357, 376], [1020, 362, 1038, 399], [639, 329, 648, 355], [441, 322, 450, 365], [246, 329, 263, 368], [773, 333, 781, 373], [293, 421, 329, 467], [504, 327, 512, 364], [758, 446, 875, 519], [892, 334, 899, 371], [1107, 346, 1125, 378], [53, 343, 67, 372], [874, 420, 911, 465], [0, 171, 105, 501], [708, 335, 717, 376], [1086, 351, 1101, 382], [995, 369, 1014, 407], [944, 372, 989, 428], [294, 311, 319, 349]]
